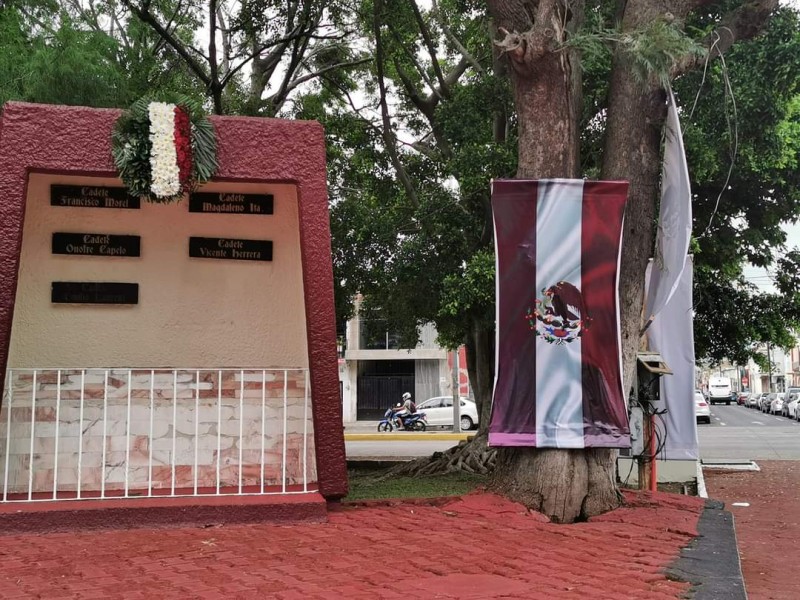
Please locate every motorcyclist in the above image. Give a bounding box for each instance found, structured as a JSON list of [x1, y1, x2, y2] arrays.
[[392, 392, 415, 430]]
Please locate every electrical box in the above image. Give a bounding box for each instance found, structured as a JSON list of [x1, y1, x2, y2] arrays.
[[636, 352, 672, 405]]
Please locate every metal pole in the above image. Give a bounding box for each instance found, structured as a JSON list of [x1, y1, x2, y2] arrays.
[[452, 349, 461, 433], [767, 342, 773, 393]]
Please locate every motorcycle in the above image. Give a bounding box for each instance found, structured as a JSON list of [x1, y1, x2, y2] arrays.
[[377, 408, 427, 432]]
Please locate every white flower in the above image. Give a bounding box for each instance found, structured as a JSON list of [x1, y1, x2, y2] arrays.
[[148, 102, 180, 198]]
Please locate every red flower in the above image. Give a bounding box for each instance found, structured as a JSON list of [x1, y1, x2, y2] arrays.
[[173, 106, 194, 191]]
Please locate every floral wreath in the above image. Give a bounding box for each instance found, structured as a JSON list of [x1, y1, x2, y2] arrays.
[[112, 96, 218, 203]]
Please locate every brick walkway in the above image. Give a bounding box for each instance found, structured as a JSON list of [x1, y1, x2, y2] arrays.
[[0, 491, 703, 599], [704, 461, 800, 600]]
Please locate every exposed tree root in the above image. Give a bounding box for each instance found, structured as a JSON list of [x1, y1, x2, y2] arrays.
[[382, 434, 497, 478]]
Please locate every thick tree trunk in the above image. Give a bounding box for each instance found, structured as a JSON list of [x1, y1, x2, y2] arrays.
[[601, 52, 667, 394], [486, 1, 621, 523], [513, 54, 579, 178]]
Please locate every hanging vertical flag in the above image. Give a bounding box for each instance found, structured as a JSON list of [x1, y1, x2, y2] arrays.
[[648, 258, 698, 460], [645, 88, 692, 323], [644, 87, 697, 460], [489, 179, 630, 448]]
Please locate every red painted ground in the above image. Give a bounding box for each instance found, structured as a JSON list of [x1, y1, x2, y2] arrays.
[[0, 490, 703, 599], [704, 462, 800, 600]]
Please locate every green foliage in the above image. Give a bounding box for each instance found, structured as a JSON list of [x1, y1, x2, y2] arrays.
[[0, 2, 205, 109], [620, 20, 705, 88], [676, 7, 800, 362], [567, 17, 705, 89], [294, 0, 512, 354]]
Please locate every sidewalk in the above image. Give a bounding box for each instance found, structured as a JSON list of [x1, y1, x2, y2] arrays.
[[704, 461, 800, 599], [0, 490, 707, 599], [344, 420, 472, 442]]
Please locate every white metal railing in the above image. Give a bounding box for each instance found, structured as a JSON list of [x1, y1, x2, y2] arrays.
[[0, 368, 315, 503]]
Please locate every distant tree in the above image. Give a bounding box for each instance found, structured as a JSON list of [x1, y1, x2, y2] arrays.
[[677, 8, 800, 364], [309, 0, 782, 522], [119, 0, 369, 114], [0, 0, 203, 107]]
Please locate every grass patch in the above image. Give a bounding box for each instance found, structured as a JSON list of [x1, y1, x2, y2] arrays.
[[345, 467, 488, 501]]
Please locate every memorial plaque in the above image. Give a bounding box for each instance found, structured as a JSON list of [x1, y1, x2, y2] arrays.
[[189, 192, 273, 215], [189, 237, 273, 262], [50, 185, 140, 209], [51, 282, 139, 304], [52, 233, 141, 257]]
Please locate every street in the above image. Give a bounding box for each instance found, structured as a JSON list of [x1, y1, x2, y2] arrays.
[[699, 404, 800, 460], [346, 404, 800, 462], [346, 439, 457, 459]]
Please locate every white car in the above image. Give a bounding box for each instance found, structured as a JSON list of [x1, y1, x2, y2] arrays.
[[785, 394, 800, 418], [416, 396, 479, 430], [695, 391, 711, 424], [770, 393, 786, 415]]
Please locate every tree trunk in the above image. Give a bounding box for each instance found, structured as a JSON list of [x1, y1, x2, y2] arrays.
[[601, 51, 667, 394], [467, 316, 494, 435], [486, 2, 621, 522]]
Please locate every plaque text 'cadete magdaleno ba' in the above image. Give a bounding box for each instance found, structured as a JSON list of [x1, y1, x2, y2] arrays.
[[189, 192, 274, 214], [189, 237, 273, 262], [51, 282, 139, 304], [52, 233, 141, 257], [51, 185, 140, 209]]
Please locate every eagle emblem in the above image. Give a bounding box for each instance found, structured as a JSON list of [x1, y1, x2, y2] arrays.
[[526, 281, 592, 344]]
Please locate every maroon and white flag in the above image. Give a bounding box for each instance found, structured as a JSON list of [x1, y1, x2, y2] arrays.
[[488, 179, 630, 448]]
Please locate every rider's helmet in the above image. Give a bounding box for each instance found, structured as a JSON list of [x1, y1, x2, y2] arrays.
[[402, 392, 411, 400]]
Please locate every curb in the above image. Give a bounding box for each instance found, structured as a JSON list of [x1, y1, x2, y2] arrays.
[[696, 461, 708, 499], [667, 499, 747, 599], [344, 433, 472, 442]]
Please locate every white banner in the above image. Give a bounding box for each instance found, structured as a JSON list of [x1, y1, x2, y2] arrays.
[[648, 259, 698, 460], [645, 88, 692, 321]]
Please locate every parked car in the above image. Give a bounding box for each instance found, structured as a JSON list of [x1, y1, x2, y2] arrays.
[[737, 392, 748, 405], [415, 396, 479, 430], [695, 391, 711, 424], [782, 388, 800, 417], [785, 393, 800, 418], [770, 392, 787, 415], [760, 393, 775, 412], [746, 393, 761, 409]]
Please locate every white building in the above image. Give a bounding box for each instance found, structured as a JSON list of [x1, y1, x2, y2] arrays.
[[338, 313, 469, 422]]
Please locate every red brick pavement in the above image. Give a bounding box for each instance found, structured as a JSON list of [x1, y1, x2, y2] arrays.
[[704, 461, 800, 600], [0, 490, 703, 599]]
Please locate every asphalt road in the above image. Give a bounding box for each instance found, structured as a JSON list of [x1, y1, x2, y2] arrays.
[[345, 439, 456, 459], [699, 404, 800, 461], [345, 404, 800, 462]]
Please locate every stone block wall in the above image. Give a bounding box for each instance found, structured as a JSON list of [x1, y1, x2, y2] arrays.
[[0, 369, 317, 497]]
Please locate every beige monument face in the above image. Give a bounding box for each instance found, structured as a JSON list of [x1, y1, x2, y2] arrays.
[[8, 174, 309, 369]]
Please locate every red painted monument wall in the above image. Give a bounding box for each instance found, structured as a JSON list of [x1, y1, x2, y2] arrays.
[[0, 102, 348, 499]]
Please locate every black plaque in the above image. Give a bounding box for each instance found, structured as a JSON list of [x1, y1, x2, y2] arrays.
[[189, 192, 273, 215], [189, 237, 273, 262], [51, 282, 139, 304], [52, 233, 141, 257], [50, 185, 140, 210]]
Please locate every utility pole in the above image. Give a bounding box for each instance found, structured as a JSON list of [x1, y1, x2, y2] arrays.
[[451, 349, 461, 432], [767, 342, 773, 393]]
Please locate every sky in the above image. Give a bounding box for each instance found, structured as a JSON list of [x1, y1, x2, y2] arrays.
[[740, 222, 800, 293]]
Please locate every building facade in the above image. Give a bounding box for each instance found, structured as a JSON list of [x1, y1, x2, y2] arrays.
[[338, 313, 469, 422]]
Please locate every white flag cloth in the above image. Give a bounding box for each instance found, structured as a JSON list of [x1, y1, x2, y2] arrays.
[[647, 258, 698, 460], [645, 88, 692, 321]]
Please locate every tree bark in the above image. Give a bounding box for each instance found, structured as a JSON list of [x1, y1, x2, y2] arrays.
[[467, 316, 494, 434], [601, 56, 666, 396]]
